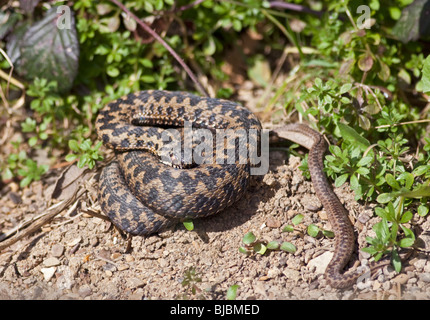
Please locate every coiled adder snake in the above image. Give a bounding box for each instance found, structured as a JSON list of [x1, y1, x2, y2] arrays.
[[96, 90, 384, 289]]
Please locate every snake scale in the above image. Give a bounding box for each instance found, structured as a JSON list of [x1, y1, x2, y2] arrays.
[[96, 90, 364, 288]]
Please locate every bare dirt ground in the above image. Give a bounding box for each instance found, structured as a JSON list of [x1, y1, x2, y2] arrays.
[[1, 146, 430, 300]]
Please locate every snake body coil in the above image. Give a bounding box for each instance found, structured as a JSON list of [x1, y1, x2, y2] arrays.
[[96, 90, 261, 235], [96, 90, 365, 289]]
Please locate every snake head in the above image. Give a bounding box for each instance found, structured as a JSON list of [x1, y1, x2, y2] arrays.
[[160, 150, 195, 169]]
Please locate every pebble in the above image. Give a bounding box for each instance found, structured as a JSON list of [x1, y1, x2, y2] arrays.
[[51, 244, 64, 257], [266, 217, 281, 228], [8, 192, 22, 205], [318, 211, 328, 220], [67, 237, 82, 247], [111, 252, 122, 260], [305, 204, 321, 212], [43, 257, 61, 267], [78, 285, 92, 298], [282, 268, 300, 281], [418, 273, 430, 283], [307, 252, 332, 275], [90, 237, 99, 247], [117, 264, 129, 271], [40, 267, 56, 281], [393, 274, 409, 285]]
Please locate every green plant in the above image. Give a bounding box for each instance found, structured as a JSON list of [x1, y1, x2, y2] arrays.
[[226, 284, 239, 300], [177, 267, 205, 299], [285, 1, 430, 270], [66, 138, 103, 169], [239, 231, 297, 256]]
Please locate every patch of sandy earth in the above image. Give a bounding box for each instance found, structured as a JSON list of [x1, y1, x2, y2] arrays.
[[0, 149, 429, 300]]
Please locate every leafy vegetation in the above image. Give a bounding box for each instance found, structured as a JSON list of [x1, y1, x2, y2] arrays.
[[1, 0, 430, 271]]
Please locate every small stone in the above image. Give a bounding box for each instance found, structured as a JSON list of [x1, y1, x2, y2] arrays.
[[418, 273, 430, 283], [90, 237, 99, 247], [117, 264, 129, 271], [40, 267, 56, 281], [307, 251, 333, 275], [267, 268, 281, 279], [8, 192, 22, 205], [51, 244, 64, 257], [127, 277, 146, 289], [393, 273, 409, 285], [266, 217, 281, 228], [111, 252, 122, 260], [372, 280, 381, 290], [305, 204, 321, 212], [78, 285, 92, 298], [67, 237, 82, 247], [282, 268, 300, 281], [318, 211, 328, 220], [43, 257, 61, 267]]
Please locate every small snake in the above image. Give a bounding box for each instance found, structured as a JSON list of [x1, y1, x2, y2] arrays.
[[96, 90, 381, 289], [272, 125, 357, 288]]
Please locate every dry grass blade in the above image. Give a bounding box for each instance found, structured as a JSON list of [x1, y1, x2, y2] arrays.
[[0, 188, 85, 252]]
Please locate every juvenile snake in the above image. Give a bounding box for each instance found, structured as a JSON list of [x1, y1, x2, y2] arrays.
[[96, 90, 367, 288]]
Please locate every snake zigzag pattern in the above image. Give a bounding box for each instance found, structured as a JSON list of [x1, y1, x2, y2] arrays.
[[96, 90, 363, 288], [96, 90, 261, 235]]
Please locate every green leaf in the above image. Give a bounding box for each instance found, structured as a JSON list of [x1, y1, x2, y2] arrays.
[[80, 139, 91, 151], [339, 83, 352, 94], [355, 167, 370, 175], [267, 241, 279, 250], [282, 225, 294, 232], [242, 232, 256, 245], [2, 167, 13, 180], [391, 248, 402, 273], [238, 247, 250, 255], [77, 154, 88, 168], [20, 175, 33, 188], [350, 173, 360, 191], [337, 123, 371, 152], [385, 173, 400, 190], [141, 75, 156, 83], [322, 229, 335, 238], [335, 173, 349, 188], [418, 205, 429, 217], [226, 285, 239, 300], [413, 165, 430, 176], [68, 139, 79, 152], [248, 55, 271, 87], [28, 136, 38, 147], [183, 219, 194, 231], [307, 224, 320, 237], [400, 211, 413, 223], [280, 242, 296, 253], [291, 214, 304, 225], [375, 207, 387, 218], [376, 192, 394, 203], [107, 66, 120, 77], [253, 242, 267, 255], [396, 186, 430, 198], [15, 6, 79, 93], [65, 154, 77, 162], [203, 36, 216, 56], [356, 156, 373, 167], [421, 54, 430, 93]]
